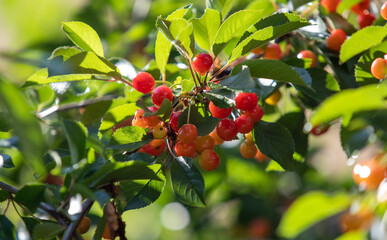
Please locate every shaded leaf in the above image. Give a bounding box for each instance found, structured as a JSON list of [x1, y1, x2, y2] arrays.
[[63, 120, 87, 163], [32, 221, 65, 240], [219, 67, 258, 91], [14, 184, 46, 212], [48, 46, 82, 61], [178, 105, 220, 136], [110, 126, 147, 146], [0, 215, 15, 240], [0, 154, 15, 168]]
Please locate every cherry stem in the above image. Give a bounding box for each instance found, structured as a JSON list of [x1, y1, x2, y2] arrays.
[[118, 77, 133, 87], [166, 139, 178, 159], [204, 71, 209, 85], [209, 62, 232, 82], [187, 97, 194, 124]]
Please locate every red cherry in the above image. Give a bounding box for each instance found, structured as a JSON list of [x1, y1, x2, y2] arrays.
[[199, 149, 220, 171], [371, 57, 387, 80], [310, 124, 330, 135], [235, 115, 254, 134], [321, 0, 340, 13], [264, 43, 282, 60], [132, 72, 155, 94], [240, 140, 258, 159], [174, 141, 196, 157], [209, 101, 232, 118], [235, 92, 258, 111], [216, 119, 238, 141], [326, 29, 346, 51], [353, 157, 387, 190], [210, 129, 224, 145], [192, 53, 213, 75], [170, 111, 182, 132], [351, 0, 369, 15], [297, 50, 318, 67], [358, 11, 375, 29], [140, 139, 166, 156], [246, 105, 264, 123], [194, 135, 215, 153], [382, 2, 387, 20], [152, 85, 173, 107], [178, 124, 198, 144]]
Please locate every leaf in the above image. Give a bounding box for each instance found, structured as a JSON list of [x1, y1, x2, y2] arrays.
[[310, 84, 387, 126], [253, 120, 303, 171], [218, 67, 258, 91], [32, 221, 65, 240], [277, 191, 350, 238], [171, 157, 206, 207], [212, 10, 264, 57], [191, 9, 221, 53], [229, 13, 310, 62], [0, 190, 9, 202], [336, 0, 364, 15], [80, 100, 112, 126], [93, 210, 108, 240], [203, 91, 234, 108], [181, 79, 195, 93], [206, 0, 235, 19], [25, 72, 100, 86], [22, 217, 40, 238], [62, 21, 104, 56], [99, 103, 138, 133], [0, 215, 15, 240], [291, 0, 313, 9], [340, 122, 373, 158], [110, 126, 147, 146], [14, 184, 46, 212], [82, 161, 162, 188], [63, 120, 87, 163], [0, 154, 14, 168], [335, 231, 367, 240], [48, 46, 82, 61], [119, 165, 166, 211], [232, 59, 309, 87], [178, 105, 220, 136], [0, 112, 11, 132], [340, 26, 387, 63]]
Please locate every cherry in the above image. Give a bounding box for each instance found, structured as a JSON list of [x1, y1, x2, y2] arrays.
[[210, 129, 224, 145], [240, 140, 258, 159], [382, 2, 387, 20], [209, 101, 232, 118], [352, 157, 387, 190], [170, 111, 182, 132], [194, 135, 215, 153], [43, 173, 64, 186], [248, 218, 272, 239], [132, 109, 147, 129], [265, 90, 282, 106], [178, 124, 198, 144], [78, 216, 91, 234], [153, 124, 167, 139], [326, 29, 347, 51], [192, 53, 213, 75], [351, 0, 369, 15], [255, 149, 269, 163], [357, 11, 375, 29], [297, 50, 317, 67], [216, 119, 238, 141], [370, 57, 387, 80], [340, 209, 374, 232], [246, 105, 264, 123], [199, 149, 220, 171], [310, 124, 330, 135], [321, 0, 340, 13], [132, 72, 155, 94], [103, 225, 110, 239], [245, 132, 254, 142], [143, 115, 161, 127], [235, 115, 254, 134], [140, 139, 166, 156], [264, 43, 282, 60], [174, 141, 196, 157], [152, 85, 173, 107], [251, 46, 265, 55], [235, 92, 258, 111]]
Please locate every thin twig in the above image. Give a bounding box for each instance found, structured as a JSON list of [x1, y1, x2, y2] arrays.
[[62, 199, 94, 240], [209, 62, 231, 82]]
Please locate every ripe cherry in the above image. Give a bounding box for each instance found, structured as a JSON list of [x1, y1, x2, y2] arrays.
[[297, 50, 317, 67], [326, 29, 347, 51], [78, 216, 91, 234], [352, 157, 387, 190], [340, 209, 374, 232], [140, 139, 166, 156], [152, 85, 173, 107], [246, 105, 264, 123], [174, 141, 196, 157], [264, 43, 282, 60], [251, 46, 265, 55], [143, 107, 160, 127], [310, 124, 330, 135], [43, 173, 64, 186], [132, 109, 147, 129], [248, 218, 272, 239], [382, 2, 387, 20], [210, 129, 224, 145], [255, 149, 269, 163], [235, 115, 254, 134], [132, 72, 155, 94], [199, 149, 220, 171], [235, 92, 258, 111], [240, 140, 258, 159], [195, 135, 215, 153], [265, 90, 282, 106], [103, 225, 110, 239], [370, 57, 387, 80], [178, 124, 198, 144], [153, 124, 167, 139], [321, 0, 340, 13], [192, 53, 213, 75], [216, 118, 238, 141], [357, 11, 375, 29], [170, 111, 182, 132], [209, 101, 232, 118], [351, 0, 369, 15]]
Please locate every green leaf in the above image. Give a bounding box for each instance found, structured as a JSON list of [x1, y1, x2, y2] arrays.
[[181, 79, 195, 93], [0, 190, 9, 202], [277, 191, 350, 238], [119, 165, 166, 211], [0, 215, 15, 240], [355, 41, 387, 86], [253, 120, 303, 171], [203, 91, 233, 108], [14, 184, 46, 212], [32, 221, 65, 240], [0, 112, 11, 132], [0, 154, 14, 168], [22, 217, 40, 238], [171, 157, 206, 207], [212, 10, 264, 57], [62, 21, 104, 56], [232, 59, 309, 87], [191, 9, 221, 53], [82, 161, 162, 188], [48, 46, 82, 61], [93, 209, 107, 240], [291, 0, 313, 9], [335, 231, 367, 240], [206, 0, 235, 19], [99, 103, 138, 133], [229, 13, 310, 62], [110, 126, 147, 145], [310, 84, 387, 126], [219, 67, 258, 91], [80, 100, 112, 126], [340, 121, 373, 157], [178, 105, 220, 136], [63, 120, 87, 163], [25, 71, 102, 86], [340, 26, 387, 63], [246, 0, 275, 16], [336, 0, 363, 15]]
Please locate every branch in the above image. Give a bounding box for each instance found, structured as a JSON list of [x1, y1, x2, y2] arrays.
[[62, 199, 94, 240]]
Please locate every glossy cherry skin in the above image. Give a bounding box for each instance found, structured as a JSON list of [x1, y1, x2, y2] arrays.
[[178, 124, 198, 144], [297, 50, 317, 67], [326, 29, 347, 51], [192, 53, 213, 75], [382, 2, 387, 20], [140, 139, 166, 156], [265, 90, 282, 106], [370, 57, 387, 80], [235, 115, 254, 134], [246, 105, 264, 123], [78, 216, 91, 234], [210, 129, 224, 145], [357, 11, 375, 29], [194, 135, 215, 153], [170, 111, 182, 132], [152, 85, 173, 107], [199, 149, 220, 171], [240, 140, 258, 159], [264, 43, 282, 60], [209, 101, 232, 118], [235, 92, 258, 111], [321, 0, 340, 13], [352, 158, 387, 190], [351, 0, 369, 15], [216, 118, 238, 141], [174, 141, 196, 157], [132, 72, 155, 94]]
